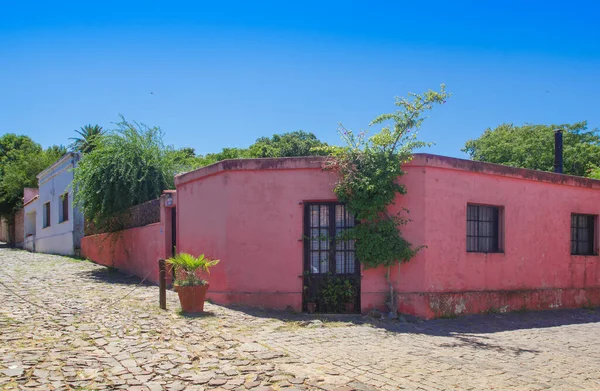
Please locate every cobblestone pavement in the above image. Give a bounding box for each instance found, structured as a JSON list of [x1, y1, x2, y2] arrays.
[[2, 248, 600, 391]]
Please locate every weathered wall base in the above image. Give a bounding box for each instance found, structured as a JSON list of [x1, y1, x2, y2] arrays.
[[206, 291, 302, 311], [397, 288, 600, 319], [36, 232, 77, 256]]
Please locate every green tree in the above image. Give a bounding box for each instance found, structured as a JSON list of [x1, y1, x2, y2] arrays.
[[70, 124, 104, 153], [192, 131, 330, 168], [73, 116, 187, 231], [0, 143, 65, 216], [0, 134, 41, 170], [462, 122, 600, 177], [329, 84, 449, 314], [247, 130, 331, 158], [194, 147, 250, 167]]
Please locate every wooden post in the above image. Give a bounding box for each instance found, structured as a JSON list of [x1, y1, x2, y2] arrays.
[[159, 258, 166, 310]]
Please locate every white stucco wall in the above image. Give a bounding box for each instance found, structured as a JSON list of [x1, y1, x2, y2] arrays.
[[31, 152, 84, 256]]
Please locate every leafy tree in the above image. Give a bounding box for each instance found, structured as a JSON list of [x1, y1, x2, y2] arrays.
[[0, 134, 41, 171], [172, 147, 197, 166], [329, 84, 449, 315], [247, 130, 331, 158], [0, 143, 65, 216], [194, 147, 250, 167], [73, 116, 187, 231], [70, 124, 104, 153], [192, 131, 330, 168], [178, 147, 196, 158], [46, 144, 68, 156], [462, 122, 600, 177]]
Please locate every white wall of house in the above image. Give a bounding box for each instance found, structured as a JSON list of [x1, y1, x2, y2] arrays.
[[28, 152, 84, 255]]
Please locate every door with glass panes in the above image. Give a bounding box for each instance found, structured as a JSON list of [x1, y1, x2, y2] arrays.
[[303, 202, 360, 313]]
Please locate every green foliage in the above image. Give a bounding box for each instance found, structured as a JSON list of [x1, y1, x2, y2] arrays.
[[462, 121, 600, 177], [341, 218, 420, 269], [329, 85, 449, 271], [321, 277, 356, 311], [192, 131, 330, 167], [73, 116, 188, 231], [587, 165, 600, 179], [248, 130, 331, 158], [70, 124, 104, 153], [0, 134, 41, 168], [0, 133, 65, 216], [166, 253, 220, 286], [194, 147, 250, 167]]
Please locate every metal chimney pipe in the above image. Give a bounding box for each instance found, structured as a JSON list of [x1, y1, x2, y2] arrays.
[[554, 129, 563, 174]]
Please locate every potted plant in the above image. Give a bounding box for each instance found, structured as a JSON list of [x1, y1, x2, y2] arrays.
[[166, 253, 220, 313], [304, 285, 317, 313], [322, 278, 357, 313], [341, 279, 357, 313]]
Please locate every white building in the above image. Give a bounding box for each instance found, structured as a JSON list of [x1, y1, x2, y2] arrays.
[[24, 152, 85, 255]]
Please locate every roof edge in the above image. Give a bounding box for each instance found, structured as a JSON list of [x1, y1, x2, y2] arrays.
[[174, 153, 600, 190], [37, 152, 80, 180], [23, 195, 39, 207], [175, 156, 329, 186], [411, 153, 600, 189]]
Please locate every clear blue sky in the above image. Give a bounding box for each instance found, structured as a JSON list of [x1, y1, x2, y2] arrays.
[[1, 1, 599, 157]]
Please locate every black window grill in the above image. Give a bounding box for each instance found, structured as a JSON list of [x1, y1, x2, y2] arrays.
[[43, 202, 51, 228], [60, 193, 69, 223], [466, 204, 500, 253], [571, 214, 596, 255], [306, 203, 357, 275]]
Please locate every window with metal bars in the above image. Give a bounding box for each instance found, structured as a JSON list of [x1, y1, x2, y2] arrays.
[[43, 202, 51, 228], [305, 203, 357, 275], [571, 214, 597, 255], [466, 204, 501, 253], [59, 193, 69, 223]]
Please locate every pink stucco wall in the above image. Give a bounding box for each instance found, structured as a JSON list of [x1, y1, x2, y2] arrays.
[[80, 193, 176, 286], [175, 155, 600, 318], [394, 154, 600, 318], [81, 223, 165, 285], [176, 158, 336, 310]]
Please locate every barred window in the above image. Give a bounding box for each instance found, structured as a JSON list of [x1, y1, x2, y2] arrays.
[[305, 203, 357, 275], [571, 214, 596, 255], [466, 204, 501, 253], [59, 193, 69, 223], [43, 202, 51, 228]]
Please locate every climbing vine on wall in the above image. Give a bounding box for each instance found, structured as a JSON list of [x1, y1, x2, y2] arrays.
[[326, 85, 450, 311]]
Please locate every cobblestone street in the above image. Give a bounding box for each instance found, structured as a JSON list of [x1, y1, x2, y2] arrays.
[[1, 247, 600, 391]]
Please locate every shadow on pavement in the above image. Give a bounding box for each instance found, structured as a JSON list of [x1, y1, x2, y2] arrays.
[[76, 267, 152, 286], [224, 304, 600, 338]]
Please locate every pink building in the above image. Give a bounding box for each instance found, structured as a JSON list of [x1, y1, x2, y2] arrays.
[[174, 154, 600, 319]]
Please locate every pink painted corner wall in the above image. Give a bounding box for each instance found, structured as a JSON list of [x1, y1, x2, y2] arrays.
[[81, 223, 166, 285], [384, 154, 600, 318], [175, 155, 600, 318], [176, 158, 337, 311]]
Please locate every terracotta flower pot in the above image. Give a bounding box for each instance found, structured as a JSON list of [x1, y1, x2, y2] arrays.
[[306, 302, 317, 313], [176, 283, 210, 313]]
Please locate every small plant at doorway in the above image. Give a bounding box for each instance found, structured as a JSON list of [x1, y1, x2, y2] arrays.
[[325, 84, 450, 317], [321, 277, 358, 313], [303, 285, 317, 313], [166, 253, 220, 313]]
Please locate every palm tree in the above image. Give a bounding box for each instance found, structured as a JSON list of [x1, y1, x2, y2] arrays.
[[70, 124, 104, 153]]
